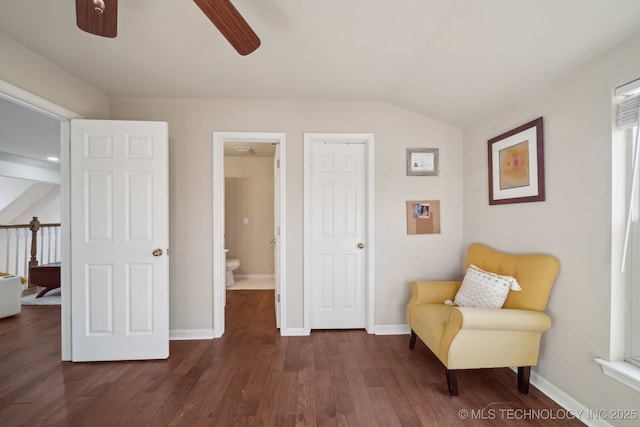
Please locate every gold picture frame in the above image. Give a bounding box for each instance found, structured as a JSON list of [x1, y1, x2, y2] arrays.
[[488, 117, 545, 205]]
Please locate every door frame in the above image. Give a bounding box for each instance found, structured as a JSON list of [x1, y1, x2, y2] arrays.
[[0, 80, 83, 360], [303, 133, 375, 334], [212, 131, 287, 337]]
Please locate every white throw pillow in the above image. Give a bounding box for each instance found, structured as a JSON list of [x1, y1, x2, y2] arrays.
[[451, 264, 522, 309]]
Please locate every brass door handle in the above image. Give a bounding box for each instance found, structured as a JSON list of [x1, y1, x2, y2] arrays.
[[357, 243, 364, 249], [152, 249, 163, 257]]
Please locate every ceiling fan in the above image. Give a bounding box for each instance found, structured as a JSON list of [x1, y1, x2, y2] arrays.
[[75, 0, 261, 55]]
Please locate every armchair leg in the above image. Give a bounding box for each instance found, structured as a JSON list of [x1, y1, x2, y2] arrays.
[[518, 366, 531, 394], [409, 330, 417, 349], [446, 369, 459, 396]]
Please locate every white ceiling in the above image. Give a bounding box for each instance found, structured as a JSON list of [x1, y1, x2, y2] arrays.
[[1, 0, 640, 132], [0, 97, 61, 162], [224, 141, 276, 157]]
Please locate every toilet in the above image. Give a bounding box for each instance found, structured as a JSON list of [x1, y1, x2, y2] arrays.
[[226, 257, 241, 286]]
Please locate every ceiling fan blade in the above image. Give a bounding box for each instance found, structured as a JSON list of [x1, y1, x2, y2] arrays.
[[76, 0, 118, 38], [193, 0, 261, 55]]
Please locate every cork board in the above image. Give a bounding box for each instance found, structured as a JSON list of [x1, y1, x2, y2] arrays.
[[406, 200, 441, 234]]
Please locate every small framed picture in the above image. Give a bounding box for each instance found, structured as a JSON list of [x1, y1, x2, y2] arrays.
[[407, 148, 439, 176]]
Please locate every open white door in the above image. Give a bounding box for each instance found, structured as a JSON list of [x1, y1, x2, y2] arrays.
[[274, 143, 281, 328], [70, 119, 169, 361]]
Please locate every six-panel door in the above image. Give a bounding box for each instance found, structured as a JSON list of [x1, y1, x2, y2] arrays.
[[70, 119, 169, 361]]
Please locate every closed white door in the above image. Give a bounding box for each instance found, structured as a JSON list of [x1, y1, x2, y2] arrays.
[[309, 141, 366, 329], [70, 119, 169, 361]]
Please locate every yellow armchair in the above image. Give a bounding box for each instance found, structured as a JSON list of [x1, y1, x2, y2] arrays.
[[406, 243, 560, 396]]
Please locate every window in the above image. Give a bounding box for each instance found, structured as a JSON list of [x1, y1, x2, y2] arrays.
[[602, 78, 640, 393], [615, 78, 640, 367]]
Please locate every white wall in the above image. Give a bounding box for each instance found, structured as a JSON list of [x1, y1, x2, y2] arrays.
[[0, 176, 33, 212], [16, 184, 60, 224], [0, 182, 60, 225], [109, 98, 464, 330], [463, 32, 640, 421], [0, 32, 109, 119], [225, 156, 275, 276]]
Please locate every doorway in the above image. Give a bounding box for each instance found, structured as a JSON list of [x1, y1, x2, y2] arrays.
[[0, 80, 82, 360], [224, 141, 276, 291], [212, 132, 286, 337]]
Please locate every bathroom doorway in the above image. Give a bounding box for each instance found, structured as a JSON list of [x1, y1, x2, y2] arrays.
[[212, 132, 286, 337], [224, 141, 276, 291]]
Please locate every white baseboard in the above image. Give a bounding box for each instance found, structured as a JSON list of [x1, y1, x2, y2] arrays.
[[374, 324, 411, 335], [280, 327, 310, 336], [170, 329, 215, 340], [169, 324, 405, 339], [235, 274, 275, 279], [280, 325, 409, 336], [525, 369, 612, 427]]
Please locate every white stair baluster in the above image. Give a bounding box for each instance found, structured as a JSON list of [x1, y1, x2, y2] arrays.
[[4, 229, 9, 273], [22, 227, 29, 278], [53, 227, 57, 262], [13, 229, 19, 277]]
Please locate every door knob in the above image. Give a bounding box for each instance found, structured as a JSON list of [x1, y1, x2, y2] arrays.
[[152, 248, 163, 257], [357, 243, 365, 249]]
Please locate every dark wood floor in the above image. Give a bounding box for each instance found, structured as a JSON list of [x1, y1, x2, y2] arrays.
[[0, 291, 584, 426]]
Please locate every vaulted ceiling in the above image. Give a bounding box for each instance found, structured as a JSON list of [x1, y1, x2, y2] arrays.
[[1, 0, 640, 130]]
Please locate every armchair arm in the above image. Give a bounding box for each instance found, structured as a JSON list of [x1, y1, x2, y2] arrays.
[[406, 280, 461, 323], [440, 307, 553, 369], [448, 307, 551, 333]]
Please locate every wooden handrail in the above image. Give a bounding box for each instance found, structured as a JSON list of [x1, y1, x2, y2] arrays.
[[0, 217, 61, 285], [0, 222, 61, 229]]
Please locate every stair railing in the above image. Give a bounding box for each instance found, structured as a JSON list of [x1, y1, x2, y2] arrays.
[[0, 217, 61, 288]]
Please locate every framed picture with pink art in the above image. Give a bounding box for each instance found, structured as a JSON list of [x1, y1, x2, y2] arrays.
[[487, 117, 545, 205]]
